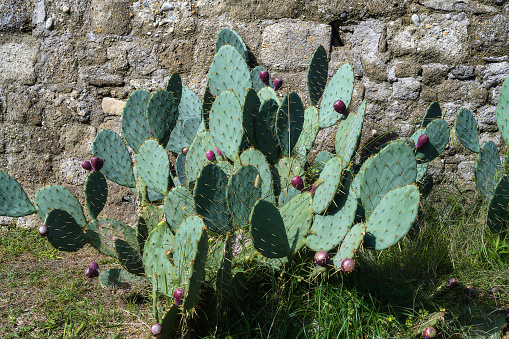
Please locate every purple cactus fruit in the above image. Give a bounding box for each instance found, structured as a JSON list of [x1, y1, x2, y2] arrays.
[[259, 70, 270, 86], [38, 225, 49, 237], [310, 185, 317, 195], [447, 278, 458, 288], [314, 251, 330, 267], [174, 287, 185, 306], [85, 267, 98, 278], [341, 258, 355, 274], [333, 100, 347, 114], [151, 323, 163, 336], [216, 147, 223, 157], [81, 160, 93, 171], [89, 262, 99, 270], [205, 150, 215, 161], [91, 157, 104, 171], [291, 175, 304, 191], [182, 147, 189, 155], [416, 134, 429, 149], [422, 327, 437, 338], [273, 77, 282, 91]]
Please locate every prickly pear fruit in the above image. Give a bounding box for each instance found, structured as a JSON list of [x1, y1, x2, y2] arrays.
[[82, 160, 93, 171], [89, 262, 99, 270], [38, 225, 49, 237], [259, 70, 270, 86], [334, 100, 348, 117], [216, 147, 223, 157], [291, 175, 304, 191], [151, 323, 163, 336], [447, 278, 458, 287], [310, 186, 317, 195], [422, 327, 437, 338], [341, 258, 355, 273], [314, 251, 329, 267], [85, 267, 98, 278], [416, 134, 429, 149], [91, 157, 104, 171], [206, 150, 215, 161], [182, 147, 189, 155], [273, 77, 282, 91], [174, 287, 185, 306]]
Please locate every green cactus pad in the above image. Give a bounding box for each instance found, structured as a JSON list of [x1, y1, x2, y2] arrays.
[[208, 45, 251, 102], [251, 66, 272, 92], [178, 85, 201, 120], [99, 268, 149, 289], [84, 171, 107, 220], [146, 90, 179, 145], [363, 184, 420, 250], [185, 131, 217, 186], [496, 76, 509, 145], [360, 140, 417, 217], [45, 209, 88, 252], [202, 82, 214, 128], [294, 106, 319, 153], [257, 86, 280, 106], [215, 235, 234, 299], [136, 204, 164, 255], [121, 89, 152, 154], [166, 117, 200, 154], [307, 45, 328, 107], [335, 100, 366, 164], [276, 92, 305, 157], [411, 119, 450, 163], [34, 185, 87, 228], [278, 187, 301, 207], [143, 221, 177, 297], [421, 101, 442, 128], [92, 129, 135, 188], [455, 108, 480, 153], [86, 218, 136, 258], [319, 63, 354, 128], [255, 98, 280, 164], [173, 215, 208, 313], [475, 141, 502, 200], [416, 162, 428, 182], [312, 156, 346, 214], [277, 156, 304, 189], [163, 185, 196, 232], [165, 72, 182, 107], [281, 192, 313, 253], [0, 171, 35, 217], [243, 88, 261, 149], [226, 165, 262, 227], [333, 223, 366, 268], [160, 305, 182, 339], [215, 28, 249, 62], [115, 238, 145, 276], [313, 151, 335, 178], [250, 199, 290, 258], [137, 139, 172, 195], [175, 152, 187, 187], [240, 148, 275, 202], [209, 90, 243, 161], [487, 174, 509, 231], [193, 163, 231, 234], [307, 189, 358, 252]]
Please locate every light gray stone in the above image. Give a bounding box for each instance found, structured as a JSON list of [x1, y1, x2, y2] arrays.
[[363, 78, 392, 102], [102, 97, 125, 116], [449, 65, 475, 79], [471, 14, 509, 53], [457, 161, 475, 182], [421, 0, 497, 13], [386, 100, 409, 120], [476, 62, 509, 88], [392, 78, 421, 100], [0, 38, 38, 85], [16, 214, 40, 229], [32, 0, 45, 25], [411, 14, 420, 26], [422, 63, 449, 85], [343, 19, 383, 61], [260, 19, 331, 71], [82, 67, 124, 87], [329, 50, 363, 77], [477, 105, 497, 131]]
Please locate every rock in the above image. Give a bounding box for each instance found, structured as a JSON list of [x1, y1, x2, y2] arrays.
[[437, 79, 471, 102], [392, 78, 421, 100], [102, 97, 125, 116], [161, 3, 173, 11], [421, 0, 497, 13], [0, 38, 38, 85], [449, 65, 475, 79], [395, 61, 421, 78], [0, 0, 34, 32], [457, 161, 475, 182], [363, 78, 392, 102], [476, 62, 509, 88], [329, 50, 363, 77], [82, 67, 124, 87], [471, 15, 509, 54], [62, 4, 70, 13], [16, 215, 40, 229], [411, 14, 420, 26], [260, 19, 331, 71], [343, 19, 384, 60], [477, 105, 497, 132], [90, 0, 132, 35], [45, 17, 53, 30], [422, 63, 450, 85]]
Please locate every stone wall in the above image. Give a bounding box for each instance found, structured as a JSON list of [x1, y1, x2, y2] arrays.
[[1, 0, 508, 227]]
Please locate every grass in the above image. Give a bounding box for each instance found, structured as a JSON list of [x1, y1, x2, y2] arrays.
[[1, 187, 508, 338]]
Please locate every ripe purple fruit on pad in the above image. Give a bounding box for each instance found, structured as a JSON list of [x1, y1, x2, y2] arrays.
[[151, 323, 163, 336], [259, 70, 270, 86], [85, 267, 98, 278], [314, 251, 329, 267], [216, 147, 223, 157], [422, 327, 437, 338], [81, 160, 93, 171], [182, 147, 189, 155], [91, 157, 104, 171], [341, 258, 355, 273], [205, 150, 215, 161], [416, 134, 429, 149], [89, 262, 99, 270], [333, 100, 348, 116], [291, 175, 304, 191], [174, 287, 185, 306], [273, 77, 282, 91], [38, 225, 49, 237]]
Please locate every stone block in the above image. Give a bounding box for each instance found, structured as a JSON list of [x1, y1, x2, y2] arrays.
[[476, 62, 509, 88], [364, 78, 392, 102], [82, 67, 125, 87], [472, 14, 509, 54], [0, 37, 38, 85], [422, 63, 449, 85], [421, 0, 497, 13], [90, 0, 132, 36], [329, 50, 363, 78], [102, 97, 126, 116], [0, 0, 34, 32], [260, 19, 331, 71], [392, 78, 421, 100], [449, 65, 475, 79]]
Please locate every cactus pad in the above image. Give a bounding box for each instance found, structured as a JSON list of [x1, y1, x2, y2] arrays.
[[455, 108, 480, 153], [215, 28, 249, 62], [421, 101, 442, 128], [278, 187, 301, 207], [335, 100, 366, 165], [280, 192, 313, 253], [276, 92, 305, 157], [251, 66, 272, 92], [313, 151, 335, 178], [185, 131, 217, 186], [0, 171, 35, 217], [240, 148, 275, 202], [84, 171, 108, 220], [163, 185, 196, 232], [295, 106, 319, 152], [165, 72, 182, 107], [313, 156, 346, 214], [496, 76, 509, 145], [487, 174, 509, 231], [99, 268, 149, 288], [257, 87, 280, 106], [307, 45, 328, 107], [176, 151, 187, 187], [45, 209, 88, 252], [137, 139, 172, 195], [34, 185, 87, 228], [86, 218, 137, 258], [121, 89, 152, 154], [115, 238, 145, 276], [319, 63, 354, 128], [475, 141, 502, 200], [226, 165, 262, 228], [277, 156, 304, 189], [333, 223, 366, 268], [242, 88, 261, 149], [136, 204, 163, 255], [146, 90, 179, 145], [412, 119, 450, 163], [255, 98, 280, 164], [250, 199, 290, 258]]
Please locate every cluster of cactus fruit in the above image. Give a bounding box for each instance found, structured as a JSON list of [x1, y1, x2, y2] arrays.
[[0, 28, 455, 335]]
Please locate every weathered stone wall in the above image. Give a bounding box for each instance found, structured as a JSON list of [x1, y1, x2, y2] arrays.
[[1, 0, 508, 227]]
